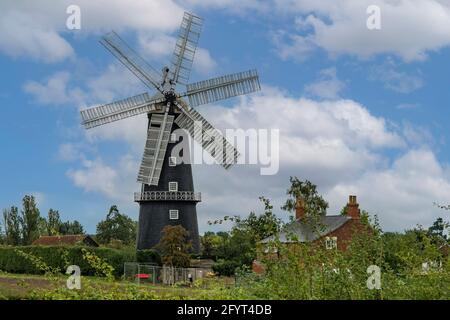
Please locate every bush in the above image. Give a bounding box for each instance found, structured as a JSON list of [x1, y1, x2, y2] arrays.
[[0, 245, 135, 278], [212, 259, 241, 276], [136, 249, 161, 265]]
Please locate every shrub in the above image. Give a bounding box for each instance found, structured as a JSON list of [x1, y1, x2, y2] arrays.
[[136, 249, 161, 265], [212, 259, 241, 276], [0, 245, 135, 278]]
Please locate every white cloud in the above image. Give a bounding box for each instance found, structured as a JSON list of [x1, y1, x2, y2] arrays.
[[23, 71, 85, 106], [271, 0, 450, 62], [326, 149, 450, 230], [369, 60, 424, 93], [0, 0, 184, 63], [67, 156, 139, 203], [58, 143, 83, 162], [304, 67, 345, 99], [0, 10, 74, 63], [62, 85, 450, 232]]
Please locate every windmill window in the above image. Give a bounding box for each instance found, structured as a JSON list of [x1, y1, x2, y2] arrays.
[[169, 157, 177, 166], [325, 236, 337, 250], [169, 210, 179, 220], [169, 182, 178, 192], [170, 133, 177, 143]]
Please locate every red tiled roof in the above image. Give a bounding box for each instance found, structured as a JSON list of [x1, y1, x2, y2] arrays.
[[32, 235, 97, 246]]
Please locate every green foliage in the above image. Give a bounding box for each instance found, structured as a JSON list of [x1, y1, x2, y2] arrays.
[[2, 206, 21, 245], [45, 209, 61, 236], [21, 195, 41, 245], [0, 245, 134, 278], [205, 197, 282, 275], [81, 248, 114, 281], [281, 177, 329, 220], [136, 249, 161, 265], [212, 259, 241, 276], [96, 205, 136, 246], [14, 249, 61, 277], [157, 225, 192, 267]]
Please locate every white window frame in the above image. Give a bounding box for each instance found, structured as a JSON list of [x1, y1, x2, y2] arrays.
[[169, 209, 179, 220], [170, 133, 177, 143], [169, 156, 177, 166], [168, 181, 178, 192], [325, 236, 337, 250]]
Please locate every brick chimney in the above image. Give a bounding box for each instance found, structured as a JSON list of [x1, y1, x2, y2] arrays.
[[347, 195, 360, 219], [295, 196, 306, 220]]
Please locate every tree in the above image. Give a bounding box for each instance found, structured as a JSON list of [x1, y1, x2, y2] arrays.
[[281, 177, 328, 220], [3, 206, 22, 245], [60, 220, 84, 235], [157, 225, 192, 267], [20, 195, 41, 245], [427, 217, 449, 242], [45, 209, 62, 236], [96, 205, 136, 246], [210, 197, 283, 275]]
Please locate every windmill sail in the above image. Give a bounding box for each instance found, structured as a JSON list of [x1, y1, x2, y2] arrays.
[[100, 32, 163, 93], [174, 101, 239, 169], [138, 113, 174, 186], [80, 93, 164, 129], [169, 12, 203, 85], [183, 69, 260, 107]]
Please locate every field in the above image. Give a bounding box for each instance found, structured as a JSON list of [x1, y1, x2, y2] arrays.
[[0, 272, 236, 300]]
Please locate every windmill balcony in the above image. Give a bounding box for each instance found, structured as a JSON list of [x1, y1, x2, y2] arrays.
[[134, 191, 201, 202]]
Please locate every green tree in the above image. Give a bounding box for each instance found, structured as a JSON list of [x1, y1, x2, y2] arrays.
[[157, 225, 192, 268], [281, 177, 328, 221], [60, 220, 84, 235], [45, 209, 62, 236], [211, 197, 282, 275], [20, 195, 41, 245], [427, 217, 449, 243], [96, 205, 136, 246], [3, 206, 22, 245]]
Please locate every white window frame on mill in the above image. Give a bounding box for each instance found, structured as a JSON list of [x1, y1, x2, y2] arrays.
[[169, 156, 177, 167], [325, 236, 337, 250], [169, 209, 179, 220], [169, 181, 178, 192]]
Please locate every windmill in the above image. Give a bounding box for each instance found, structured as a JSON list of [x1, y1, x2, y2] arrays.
[[80, 12, 261, 252]]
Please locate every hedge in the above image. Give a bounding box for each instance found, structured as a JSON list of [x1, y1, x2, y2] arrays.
[[0, 245, 135, 278]]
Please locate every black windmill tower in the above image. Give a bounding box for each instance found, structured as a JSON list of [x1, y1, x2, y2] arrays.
[[80, 12, 261, 252]]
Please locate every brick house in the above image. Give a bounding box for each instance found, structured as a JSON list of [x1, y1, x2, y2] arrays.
[[32, 235, 99, 247], [252, 195, 368, 273]]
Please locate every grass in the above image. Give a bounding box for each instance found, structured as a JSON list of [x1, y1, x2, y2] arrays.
[[0, 272, 234, 300]]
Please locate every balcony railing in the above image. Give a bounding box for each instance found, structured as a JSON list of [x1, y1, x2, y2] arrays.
[[134, 191, 201, 202]]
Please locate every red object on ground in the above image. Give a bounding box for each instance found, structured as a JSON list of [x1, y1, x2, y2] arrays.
[[136, 274, 150, 279]]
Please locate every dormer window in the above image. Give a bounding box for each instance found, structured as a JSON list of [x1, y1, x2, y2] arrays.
[[325, 236, 337, 250]]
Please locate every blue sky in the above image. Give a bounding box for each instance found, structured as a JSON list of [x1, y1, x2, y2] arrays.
[[1, 0, 450, 234]]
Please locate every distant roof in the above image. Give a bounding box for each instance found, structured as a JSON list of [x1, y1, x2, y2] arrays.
[[261, 215, 351, 243], [32, 235, 99, 247]]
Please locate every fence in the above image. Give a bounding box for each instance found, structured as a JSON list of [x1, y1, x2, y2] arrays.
[[123, 262, 212, 286]]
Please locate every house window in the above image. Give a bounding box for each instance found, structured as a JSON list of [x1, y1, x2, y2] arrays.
[[169, 156, 177, 166], [169, 182, 178, 192], [325, 236, 337, 250], [169, 210, 179, 220], [170, 133, 177, 143]]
